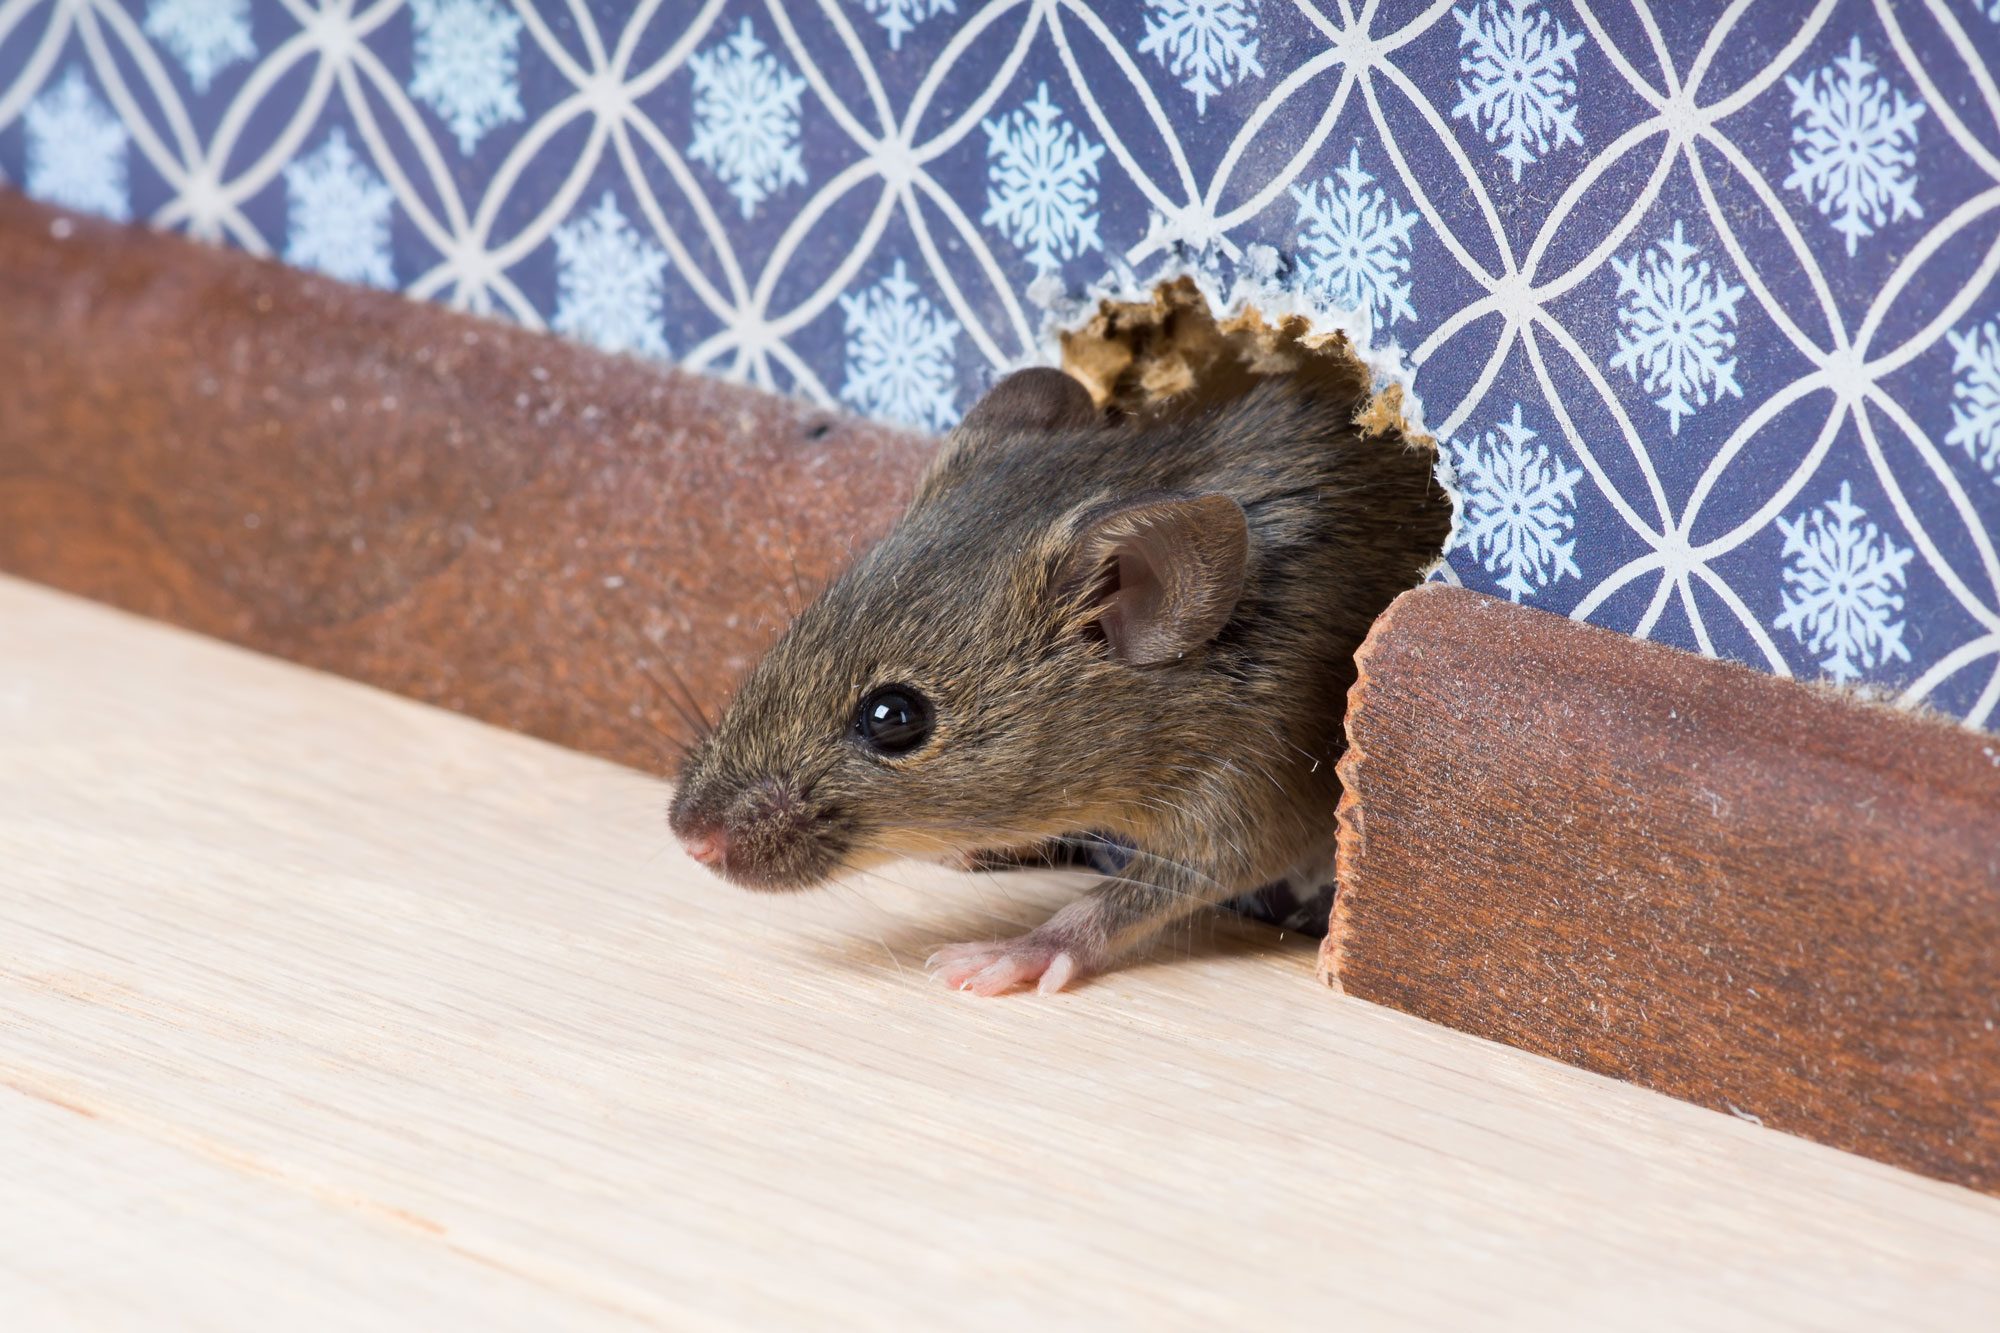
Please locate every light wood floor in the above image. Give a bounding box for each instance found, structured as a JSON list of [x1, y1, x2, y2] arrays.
[[2, 575, 1996, 1329]]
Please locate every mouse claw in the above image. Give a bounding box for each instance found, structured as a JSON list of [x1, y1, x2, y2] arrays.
[[1037, 952, 1079, 994], [965, 955, 1042, 995], [925, 936, 1090, 996]]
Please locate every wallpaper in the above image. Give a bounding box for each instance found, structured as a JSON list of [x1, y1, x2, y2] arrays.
[[2, 0, 1998, 732]]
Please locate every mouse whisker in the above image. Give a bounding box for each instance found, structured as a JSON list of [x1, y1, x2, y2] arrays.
[[653, 650, 721, 738], [611, 707, 686, 755], [817, 874, 912, 978], [608, 711, 694, 778], [596, 601, 719, 748], [845, 862, 1031, 942], [776, 509, 818, 618], [745, 526, 806, 621], [869, 813, 1241, 909], [632, 668, 710, 748], [630, 653, 717, 746], [1099, 845, 1233, 894]]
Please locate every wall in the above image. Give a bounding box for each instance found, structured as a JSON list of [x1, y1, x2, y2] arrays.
[[1, 0, 1996, 726]]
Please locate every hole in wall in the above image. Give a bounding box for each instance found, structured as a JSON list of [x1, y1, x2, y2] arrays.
[[1044, 275, 1457, 935], [1055, 275, 1429, 447], [1052, 273, 1454, 598]]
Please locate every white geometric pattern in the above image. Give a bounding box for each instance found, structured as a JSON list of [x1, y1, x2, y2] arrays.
[[1, 2, 1997, 729]]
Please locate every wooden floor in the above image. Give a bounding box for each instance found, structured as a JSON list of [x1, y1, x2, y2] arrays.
[[2, 576, 1997, 1330]]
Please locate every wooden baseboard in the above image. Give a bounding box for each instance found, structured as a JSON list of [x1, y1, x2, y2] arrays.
[[0, 193, 930, 777], [1325, 585, 2000, 1194]]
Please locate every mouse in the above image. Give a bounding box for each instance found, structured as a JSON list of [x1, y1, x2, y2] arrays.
[[668, 361, 1452, 994]]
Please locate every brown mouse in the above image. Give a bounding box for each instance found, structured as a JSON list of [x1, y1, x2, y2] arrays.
[[668, 362, 1451, 994]]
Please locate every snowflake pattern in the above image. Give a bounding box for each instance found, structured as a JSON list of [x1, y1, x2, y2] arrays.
[[282, 127, 395, 287], [1609, 221, 1746, 436], [1451, 0, 1586, 181], [4, 1, 1997, 741], [982, 84, 1106, 273], [144, 0, 255, 94], [853, 0, 957, 51], [24, 67, 131, 222], [1774, 482, 1915, 682], [1451, 403, 1584, 601], [1946, 318, 2000, 481], [1783, 37, 1925, 257], [408, 0, 524, 155], [839, 260, 962, 432], [1289, 144, 1420, 329], [1138, 0, 1264, 116], [552, 192, 671, 358], [687, 18, 809, 219]]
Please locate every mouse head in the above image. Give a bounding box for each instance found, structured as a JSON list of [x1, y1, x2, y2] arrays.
[[667, 368, 1250, 891]]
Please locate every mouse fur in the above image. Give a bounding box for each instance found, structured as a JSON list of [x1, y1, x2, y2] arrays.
[[669, 362, 1452, 994]]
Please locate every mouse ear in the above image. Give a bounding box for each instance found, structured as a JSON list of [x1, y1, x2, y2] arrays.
[[1058, 494, 1249, 667], [957, 367, 1100, 434]]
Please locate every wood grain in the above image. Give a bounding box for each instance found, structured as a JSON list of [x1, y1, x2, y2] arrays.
[[4, 574, 2000, 1328], [1326, 584, 2000, 1195], [0, 193, 932, 778]]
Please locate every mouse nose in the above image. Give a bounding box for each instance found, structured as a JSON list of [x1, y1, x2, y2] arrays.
[[679, 827, 730, 868]]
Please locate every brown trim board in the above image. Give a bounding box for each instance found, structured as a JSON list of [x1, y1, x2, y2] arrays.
[[0, 193, 931, 776], [1326, 585, 2000, 1194]]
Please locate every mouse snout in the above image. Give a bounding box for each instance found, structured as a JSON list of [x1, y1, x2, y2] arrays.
[[667, 789, 735, 873], [669, 775, 837, 892], [678, 827, 730, 868]]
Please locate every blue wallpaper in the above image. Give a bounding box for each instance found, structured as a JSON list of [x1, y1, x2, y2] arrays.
[[3, 1, 1998, 727]]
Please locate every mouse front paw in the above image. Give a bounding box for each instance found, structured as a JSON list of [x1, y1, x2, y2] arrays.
[[925, 931, 1101, 997]]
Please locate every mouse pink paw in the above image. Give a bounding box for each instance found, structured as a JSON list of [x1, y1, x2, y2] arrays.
[[925, 936, 1091, 996]]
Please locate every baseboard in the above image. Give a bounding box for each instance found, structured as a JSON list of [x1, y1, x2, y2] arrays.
[[0, 192, 930, 777], [1326, 584, 2000, 1195]]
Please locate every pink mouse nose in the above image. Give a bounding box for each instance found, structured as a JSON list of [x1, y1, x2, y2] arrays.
[[680, 828, 730, 868]]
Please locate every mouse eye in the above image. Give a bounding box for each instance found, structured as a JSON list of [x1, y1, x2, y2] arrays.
[[854, 685, 933, 755]]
